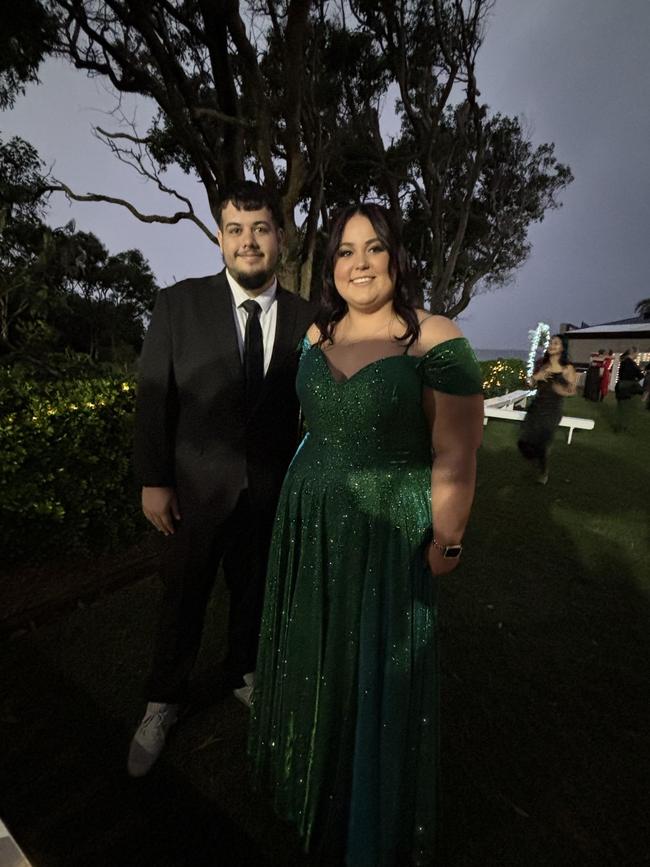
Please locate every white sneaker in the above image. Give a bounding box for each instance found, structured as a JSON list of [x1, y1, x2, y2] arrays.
[[127, 702, 179, 777], [233, 672, 255, 708]]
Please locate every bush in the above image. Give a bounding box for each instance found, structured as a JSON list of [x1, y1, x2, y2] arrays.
[[0, 366, 143, 564], [0, 353, 528, 564], [480, 357, 527, 398]]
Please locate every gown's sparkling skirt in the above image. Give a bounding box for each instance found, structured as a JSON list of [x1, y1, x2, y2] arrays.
[[248, 338, 483, 866]]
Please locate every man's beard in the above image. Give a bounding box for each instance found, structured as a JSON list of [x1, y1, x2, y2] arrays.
[[236, 269, 273, 290], [231, 259, 276, 291]]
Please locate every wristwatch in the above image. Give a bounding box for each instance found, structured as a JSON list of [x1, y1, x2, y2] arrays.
[[431, 538, 463, 559]]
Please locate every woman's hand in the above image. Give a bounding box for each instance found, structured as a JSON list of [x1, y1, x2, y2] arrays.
[[550, 365, 577, 396], [426, 542, 462, 576]]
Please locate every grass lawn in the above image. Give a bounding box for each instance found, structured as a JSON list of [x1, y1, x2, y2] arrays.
[[0, 395, 648, 866], [440, 394, 649, 865]]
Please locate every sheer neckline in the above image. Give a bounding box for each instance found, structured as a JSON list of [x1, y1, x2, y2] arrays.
[[308, 337, 466, 386]]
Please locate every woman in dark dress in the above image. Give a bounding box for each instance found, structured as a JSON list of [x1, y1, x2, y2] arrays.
[[583, 349, 604, 401], [249, 204, 484, 865], [518, 335, 577, 484]]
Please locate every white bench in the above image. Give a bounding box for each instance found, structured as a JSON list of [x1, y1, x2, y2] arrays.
[[483, 405, 595, 444], [484, 389, 535, 410]]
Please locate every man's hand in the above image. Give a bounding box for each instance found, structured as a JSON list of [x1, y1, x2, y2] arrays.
[[142, 486, 181, 535]]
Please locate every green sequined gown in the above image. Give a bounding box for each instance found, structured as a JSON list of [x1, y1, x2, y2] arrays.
[[249, 337, 483, 866]]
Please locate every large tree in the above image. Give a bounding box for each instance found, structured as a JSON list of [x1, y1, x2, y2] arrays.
[[29, 0, 571, 311], [0, 134, 157, 361], [0, 134, 55, 348], [53, 233, 158, 360]]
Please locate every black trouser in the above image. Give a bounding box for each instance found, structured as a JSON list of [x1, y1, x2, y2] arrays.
[[146, 491, 272, 703]]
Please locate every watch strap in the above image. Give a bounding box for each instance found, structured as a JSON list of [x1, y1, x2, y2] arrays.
[[432, 538, 463, 559]]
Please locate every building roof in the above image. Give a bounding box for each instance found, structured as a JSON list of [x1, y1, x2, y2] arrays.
[[594, 315, 646, 326], [565, 315, 650, 335]]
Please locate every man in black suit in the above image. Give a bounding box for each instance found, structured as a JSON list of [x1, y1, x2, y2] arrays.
[[128, 181, 315, 777]]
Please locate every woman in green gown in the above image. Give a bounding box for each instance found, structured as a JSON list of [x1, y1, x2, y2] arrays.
[[249, 204, 484, 865]]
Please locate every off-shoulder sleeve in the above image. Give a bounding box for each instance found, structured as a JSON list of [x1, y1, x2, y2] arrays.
[[298, 335, 314, 362], [416, 337, 484, 395]]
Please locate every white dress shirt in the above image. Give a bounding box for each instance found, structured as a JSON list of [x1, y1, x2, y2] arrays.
[[226, 269, 278, 375]]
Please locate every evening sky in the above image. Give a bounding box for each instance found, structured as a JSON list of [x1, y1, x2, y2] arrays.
[[3, 0, 649, 349]]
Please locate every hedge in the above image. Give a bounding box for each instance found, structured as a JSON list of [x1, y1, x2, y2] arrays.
[[480, 357, 527, 399], [1, 355, 528, 565], [0, 369, 142, 564]]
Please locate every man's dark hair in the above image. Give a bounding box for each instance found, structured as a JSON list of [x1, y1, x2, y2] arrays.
[[217, 180, 284, 229]]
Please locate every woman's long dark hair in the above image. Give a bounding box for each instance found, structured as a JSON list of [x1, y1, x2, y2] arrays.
[[316, 203, 420, 346], [537, 333, 571, 369]]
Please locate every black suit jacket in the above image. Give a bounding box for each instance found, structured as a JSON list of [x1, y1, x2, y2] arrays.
[[134, 270, 316, 525]]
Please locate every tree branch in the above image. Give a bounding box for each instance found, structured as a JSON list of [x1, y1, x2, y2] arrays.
[[47, 181, 217, 244], [191, 106, 256, 128], [225, 2, 278, 187], [93, 126, 197, 213], [95, 126, 153, 146]]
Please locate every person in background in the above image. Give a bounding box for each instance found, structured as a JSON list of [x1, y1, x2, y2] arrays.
[[600, 349, 614, 400], [614, 348, 644, 431], [518, 334, 577, 484], [583, 348, 604, 401], [642, 363, 650, 411]]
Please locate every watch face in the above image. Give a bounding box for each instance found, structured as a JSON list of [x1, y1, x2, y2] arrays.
[[443, 545, 462, 559]]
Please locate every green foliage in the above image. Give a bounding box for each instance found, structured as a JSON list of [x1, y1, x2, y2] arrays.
[[25, 2, 572, 304], [0, 0, 57, 109], [46, 230, 158, 362], [0, 134, 157, 363], [0, 365, 142, 563], [0, 135, 60, 352], [480, 358, 527, 398], [7, 348, 119, 382], [0, 135, 47, 217]]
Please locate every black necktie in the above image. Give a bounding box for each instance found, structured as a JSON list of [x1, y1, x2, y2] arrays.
[[242, 299, 264, 408]]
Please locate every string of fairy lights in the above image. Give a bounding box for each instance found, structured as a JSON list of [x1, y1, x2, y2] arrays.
[[527, 322, 551, 378], [19, 327, 553, 424], [18, 326, 562, 425], [481, 358, 524, 394], [7, 382, 134, 426], [481, 322, 552, 395]]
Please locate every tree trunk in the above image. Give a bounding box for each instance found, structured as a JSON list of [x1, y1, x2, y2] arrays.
[[278, 258, 300, 295]]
